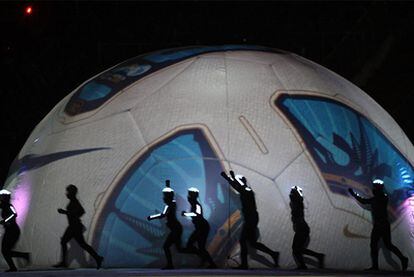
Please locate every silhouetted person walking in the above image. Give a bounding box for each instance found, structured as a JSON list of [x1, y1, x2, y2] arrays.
[[221, 171, 279, 269], [147, 180, 183, 269], [181, 187, 216, 268], [289, 186, 324, 269], [349, 179, 408, 271], [0, 189, 30, 272], [54, 185, 103, 269]]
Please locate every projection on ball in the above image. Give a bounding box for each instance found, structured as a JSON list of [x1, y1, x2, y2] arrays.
[[64, 45, 277, 116], [94, 129, 241, 267], [4, 45, 414, 269], [276, 94, 414, 221]]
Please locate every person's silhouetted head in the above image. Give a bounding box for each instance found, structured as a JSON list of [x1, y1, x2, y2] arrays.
[[187, 187, 199, 203], [66, 184, 78, 200], [372, 179, 385, 197], [162, 180, 174, 204], [290, 186, 304, 202], [0, 189, 11, 206]]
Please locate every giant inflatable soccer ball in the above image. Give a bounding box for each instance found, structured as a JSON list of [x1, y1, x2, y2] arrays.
[[3, 45, 414, 269]]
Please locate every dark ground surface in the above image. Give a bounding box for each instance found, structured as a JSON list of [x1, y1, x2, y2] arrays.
[[1, 268, 414, 277]]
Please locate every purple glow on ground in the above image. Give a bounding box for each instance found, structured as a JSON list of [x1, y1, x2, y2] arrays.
[[11, 172, 32, 227]]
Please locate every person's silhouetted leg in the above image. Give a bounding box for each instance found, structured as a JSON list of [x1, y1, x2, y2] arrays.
[[54, 227, 72, 268], [74, 231, 103, 269], [293, 250, 306, 269], [382, 224, 408, 271], [174, 229, 183, 254], [60, 238, 68, 266], [246, 225, 279, 268], [197, 228, 216, 268], [2, 235, 17, 272], [302, 235, 325, 268], [184, 229, 209, 267], [162, 224, 182, 270], [240, 240, 249, 269], [2, 227, 30, 272], [163, 233, 175, 269], [302, 248, 325, 267], [8, 250, 29, 259], [184, 231, 198, 254], [292, 232, 307, 269], [2, 252, 16, 272], [182, 221, 215, 267], [368, 228, 380, 270], [251, 241, 279, 266], [239, 236, 249, 269]]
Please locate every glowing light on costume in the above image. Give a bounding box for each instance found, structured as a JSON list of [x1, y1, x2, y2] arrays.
[[0, 190, 11, 195], [235, 175, 245, 186], [188, 187, 199, 193], [291, 186, 304, 197], [183, 212, 197, 217], [162, 187, 174, 193], [4, 206, 16, 223], [372, 179, 384, 185]]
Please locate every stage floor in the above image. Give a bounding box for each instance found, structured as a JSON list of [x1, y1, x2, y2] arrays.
[[1, 268, 413, 277]]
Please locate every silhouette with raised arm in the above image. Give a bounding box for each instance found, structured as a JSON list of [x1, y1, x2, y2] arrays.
[[289, 186, 324, 269], [181, 187, 217, 268], [53, 185, 103, 269], [0, 189, 30, 272], [147, 180, 183, 269], [349, 179, 408, 271], [220, 171, 279, 269]]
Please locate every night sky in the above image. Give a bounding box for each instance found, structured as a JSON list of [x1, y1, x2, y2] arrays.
[[1, 1, 414, 183]]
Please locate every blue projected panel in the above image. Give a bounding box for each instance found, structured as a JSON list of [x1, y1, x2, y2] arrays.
[[94, 129, 240, 267], [64, 45, 283, 116], [276, 94, 414, 221]]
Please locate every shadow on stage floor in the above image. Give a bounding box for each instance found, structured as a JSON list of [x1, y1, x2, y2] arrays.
[[0, 268, 413, 277]]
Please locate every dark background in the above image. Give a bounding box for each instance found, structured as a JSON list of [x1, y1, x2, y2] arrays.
[[1, 1, 414, 183]]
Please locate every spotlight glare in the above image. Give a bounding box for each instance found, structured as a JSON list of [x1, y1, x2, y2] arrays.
[[25, 6, 33, 15]]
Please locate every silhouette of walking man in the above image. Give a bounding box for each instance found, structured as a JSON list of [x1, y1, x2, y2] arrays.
[[349, 179, 408, 271], [181, 187, 217, 268], [221, 171, 279, 269], [289, 186, 324, 269], [0, 189, 30, 272], [147, 180, 183, 269], [54, 185, 103, 269]]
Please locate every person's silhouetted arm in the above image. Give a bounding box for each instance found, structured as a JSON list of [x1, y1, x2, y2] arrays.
[[181, 204, 202, 218], [220, 171, 232, 183], [348, 188, 372, 204], [148, 205, 169, 221], [0, 205, 17, 225], [58, 199, 85, 218], [221, 171, 242, 192]]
